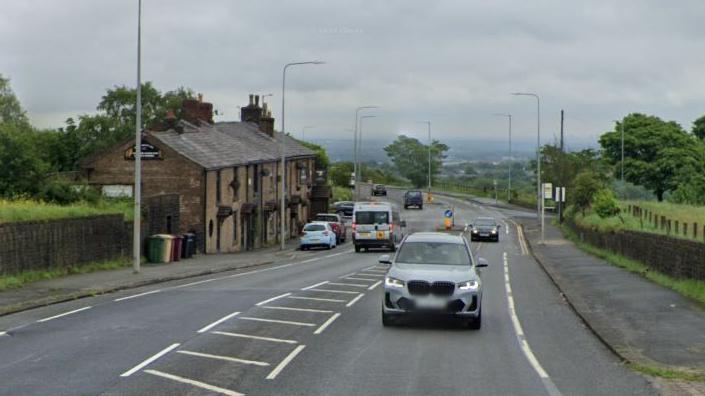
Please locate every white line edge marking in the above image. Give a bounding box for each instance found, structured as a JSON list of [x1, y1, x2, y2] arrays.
[[177, 350, 269, 366], [307, 288, 360, 295], [350, 273, 385, 278], [238, 317, 316, 327], [197, 311, 241, 333], [503, 251, 562, 395], [121, 343, 180, 377], [346, 293, 365, 307], [327, 282, 367, 288], [37, 306, 92, 323], [287, 296, 345, 303], [266, 345, 306, 380], [212, 331, 298, 344], [114, 289, 161, 302], [367, 280, 383, 290], [256, 293, 292, 306], [261, 306, 333, 313], [313, 313, 341, 334], [301, 281, 329, 290], [344, 277, 376, 282], [300, 258, 319, 263], [0, 331, 6, 337], [145, 369, 243, 396], [340, 272, 357, 278]]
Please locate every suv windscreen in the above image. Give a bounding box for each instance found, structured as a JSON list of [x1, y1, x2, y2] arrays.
[[395, 242, 471, 265], [304, 224, 326, 232], [355, 211, 389, 224], [475, 219, 496, 226], [407, 191, 422, 197]]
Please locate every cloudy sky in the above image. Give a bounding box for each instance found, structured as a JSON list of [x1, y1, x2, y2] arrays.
[[2, 0, 705, 148]]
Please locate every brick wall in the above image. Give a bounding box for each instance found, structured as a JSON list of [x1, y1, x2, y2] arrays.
[[570, 222, 705, 281], [0, 215, 136, 276]]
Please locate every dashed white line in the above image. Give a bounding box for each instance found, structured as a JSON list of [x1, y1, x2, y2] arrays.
[[238, 317, 316, 327], [367, 280, 383, 290], [261, 306, 333, 313], [313, 313, 341, 334], [114, 289, 161, 302], [301, 281, 329, 290], [145, 369, 243, 396], [307, 288, 361, 295], [346, 293, 365, 307], [287, 296, 345, 303], [121, 343, 180, 377], [255, 293, 292, 306], [212, 331, 298, 344], [266, 345, 306, 380], [197, 311, 241, 333], [327, 282, 367, 288], [37, 306, 92, 323], [171, 278, 219, 289], [177, 350, 270, 366], [300, 258, 319, 264]]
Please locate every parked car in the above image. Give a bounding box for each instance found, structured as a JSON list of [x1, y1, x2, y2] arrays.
[[404, 190, 424, 209], [380, 232, 488, 329], [371, 184, 387, 196], [300, 222, 337, 250], [332, 201, 354, 217], [352, 202, 405, 252], [313, 213, 346, 243], [468, 217, 500, 242]]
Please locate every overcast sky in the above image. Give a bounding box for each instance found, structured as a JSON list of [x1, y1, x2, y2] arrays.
[[2, 0, 705, 148]]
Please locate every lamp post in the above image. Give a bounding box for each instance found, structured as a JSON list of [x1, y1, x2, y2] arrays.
[[353, 106, 378, 199], [493, 113, 512, 202], [280, 61, 324, 250], [417, 121, 432, 195], [132, 0, 142, 274], [302, 125, 315, 141], [358, 115, 377, 189], [512, 92, 543, 242]]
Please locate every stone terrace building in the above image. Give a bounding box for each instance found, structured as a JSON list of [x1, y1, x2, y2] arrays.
[[82, 96, 317, 254]]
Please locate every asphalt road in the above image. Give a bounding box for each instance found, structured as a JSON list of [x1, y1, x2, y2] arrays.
[[0, 189, 658, 396]]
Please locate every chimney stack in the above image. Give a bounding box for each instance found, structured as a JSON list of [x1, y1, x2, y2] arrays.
[[182, 98, 214, 125], [255, 95, 260, 107]]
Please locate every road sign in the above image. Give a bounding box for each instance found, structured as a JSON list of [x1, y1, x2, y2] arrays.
[[444, 209, 453, 218], [543, 183, 553, 199], [554, 187, 566, 202]]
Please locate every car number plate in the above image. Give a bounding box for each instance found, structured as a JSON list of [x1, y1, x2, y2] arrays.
[[416, 298, 446, 309], [358, 232, 371, 238], [480, 233, 489, 237]]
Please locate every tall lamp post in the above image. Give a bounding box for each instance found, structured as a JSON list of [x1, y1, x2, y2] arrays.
[[358, 115, 377, 190], [133, 0, 142, 274], [353, 106, 378, 199], [512, 92, 543, 242], [281, 61, 324, 250], [493, 113, 512, 202], [417, 121, 432, 195]]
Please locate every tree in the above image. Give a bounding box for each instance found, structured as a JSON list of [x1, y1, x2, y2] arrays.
[[592, 189, 621, 219], [599, 113, 705, 201], [0, 74, 29, 127], [0, 124, 48, 197], [329, 162, 353, 188], [572, 171, 602, 216], [693, 115, 705, 141], [384, 135, 448, 188]]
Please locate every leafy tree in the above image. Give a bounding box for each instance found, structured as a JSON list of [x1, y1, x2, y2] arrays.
[[693, 115, 705, 141], [0, 74, 29, 127], [572, 171, 602, 216], [0, 124, 48, 197], [592, 189, 621, 219], [329, 162, 353, 187], [384, 135, 448, 188]]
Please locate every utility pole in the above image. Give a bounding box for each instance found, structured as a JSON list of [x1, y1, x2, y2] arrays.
[[559, 110, 564, 224], [132, 0, 142, 274]]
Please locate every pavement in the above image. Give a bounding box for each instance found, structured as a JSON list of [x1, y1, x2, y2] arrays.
[[0, 185, 690, 395]]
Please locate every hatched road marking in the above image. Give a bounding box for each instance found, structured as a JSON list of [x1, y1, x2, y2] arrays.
[[238, 317, 317, 327], [121, 343, 181, 377], [145, 369, 243, 396], [256, 293, 292, 306], [177, 350, 269, 367], [314, 313, 341, 334], [260, 306, 333, 313], [197, 311, 241, 333], [266, 345, 306, 380], [212, 331, 298, 344], [346, 294, 365, 307], [288, 296, 346, 303]]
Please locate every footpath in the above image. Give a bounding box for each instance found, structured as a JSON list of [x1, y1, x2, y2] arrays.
[[0, 241, 302, 317]]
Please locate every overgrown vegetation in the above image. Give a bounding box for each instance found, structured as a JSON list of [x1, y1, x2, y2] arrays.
[[0, 258, 131, 291], [0, 199, 132, 224]]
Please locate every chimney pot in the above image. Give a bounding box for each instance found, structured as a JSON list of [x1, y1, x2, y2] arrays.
[[255, 95, 260, 107], [249, 94, 254, 105], [197, 93, 203, 103]]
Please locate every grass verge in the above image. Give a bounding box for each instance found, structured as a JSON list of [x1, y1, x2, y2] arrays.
[[0, 199, 133, 224], [627, 363, 705, 382], [0, 258, 131, 292]]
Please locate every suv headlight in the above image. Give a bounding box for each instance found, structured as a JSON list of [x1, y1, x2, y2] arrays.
[[491, 228, 497, 234], [472, 229, 478, 234], [385, 277, 405, 288], [458, 280, 479, 291]]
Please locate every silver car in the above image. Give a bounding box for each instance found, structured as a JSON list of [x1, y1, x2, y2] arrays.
[[380, 232, 488, 329]]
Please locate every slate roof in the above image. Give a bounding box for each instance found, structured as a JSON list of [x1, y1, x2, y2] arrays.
[[146, 120, 315, 170]]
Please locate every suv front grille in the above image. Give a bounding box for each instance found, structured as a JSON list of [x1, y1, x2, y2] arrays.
[[407, 280, 455, 297]]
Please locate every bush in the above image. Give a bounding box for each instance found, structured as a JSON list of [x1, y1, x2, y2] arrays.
[[572, 171, 602, 215], [37, 179, 101, 205], [593, 189, 621, 218]]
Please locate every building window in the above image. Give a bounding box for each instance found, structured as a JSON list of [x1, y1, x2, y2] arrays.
[[232, 167, 239, 201], [216, 170, 222, 204], [253, 165, 260, 194], [233, 212, 238, 243], [299, 166, 308, 185]]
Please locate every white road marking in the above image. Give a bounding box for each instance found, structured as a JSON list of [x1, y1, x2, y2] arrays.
[[327, 282, 367, 288], [515, 223, 529, 255], [343, 277, 376, 282], [256, 293, 292, 306], [171, 278, 219, 289], [307, 288, 361, 295], [300, 258, 319, 263], [505, 222, 510, 234], [261, 306, 333, 313], [350, 273, 385, 278], [313, 313, 341, 334], [177, 350, 269, 366], [238, 317, 316, 327], [266, 345, 306, 380], [503, 252, 562, 395], [367, 280, 383, 290], [346, 293, 365, 307], [120, 343, 180, 377], [197, 311, 241, 333], [212, 331, 298, 344], [323, 251, 350, 258], [0, 331, 6, 337], [361, 269, 387, 274], [301, 281, 329, 290], [114, 289, 161, 302], [37, 306, 92, 323], [340, 272, 357, 278], [288, 296, 345, 303], [145, 369, 243, 396]]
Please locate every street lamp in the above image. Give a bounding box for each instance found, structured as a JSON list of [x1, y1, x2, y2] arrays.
[[614, 119, 625, 183], [358, 115, 377, 189], [417, 121, 432, 194], [280, 61, 325, 250], [302, 125, 315, 141], [511, 92, 543, 242], [353, 106, 379, 199], [133, 0, 143, 274], [493, 113, 512, 202]]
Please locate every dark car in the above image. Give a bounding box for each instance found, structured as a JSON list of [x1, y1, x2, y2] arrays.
[[468, 217, 500, 242], [403, 190, 424, 209], [371, 184, 387, 196], [332, 201, 354, 217]]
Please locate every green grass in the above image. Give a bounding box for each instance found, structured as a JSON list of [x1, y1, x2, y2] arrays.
[[0, 199, 133, 224], [331, 185, 353, 202], [0, 258, 131, 291], [628, 363, 705, 382]]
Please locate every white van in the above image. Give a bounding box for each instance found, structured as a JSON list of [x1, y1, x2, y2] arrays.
[[352, 202, 405, 252]]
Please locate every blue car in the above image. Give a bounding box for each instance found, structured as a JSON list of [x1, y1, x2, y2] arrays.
[[300, 222, 337, 251]]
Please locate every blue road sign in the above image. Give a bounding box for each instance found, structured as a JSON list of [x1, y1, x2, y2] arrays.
[[444, 209, 453, 218]]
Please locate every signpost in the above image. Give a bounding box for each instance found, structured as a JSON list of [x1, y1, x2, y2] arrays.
[[444, 209, 454, 230]]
